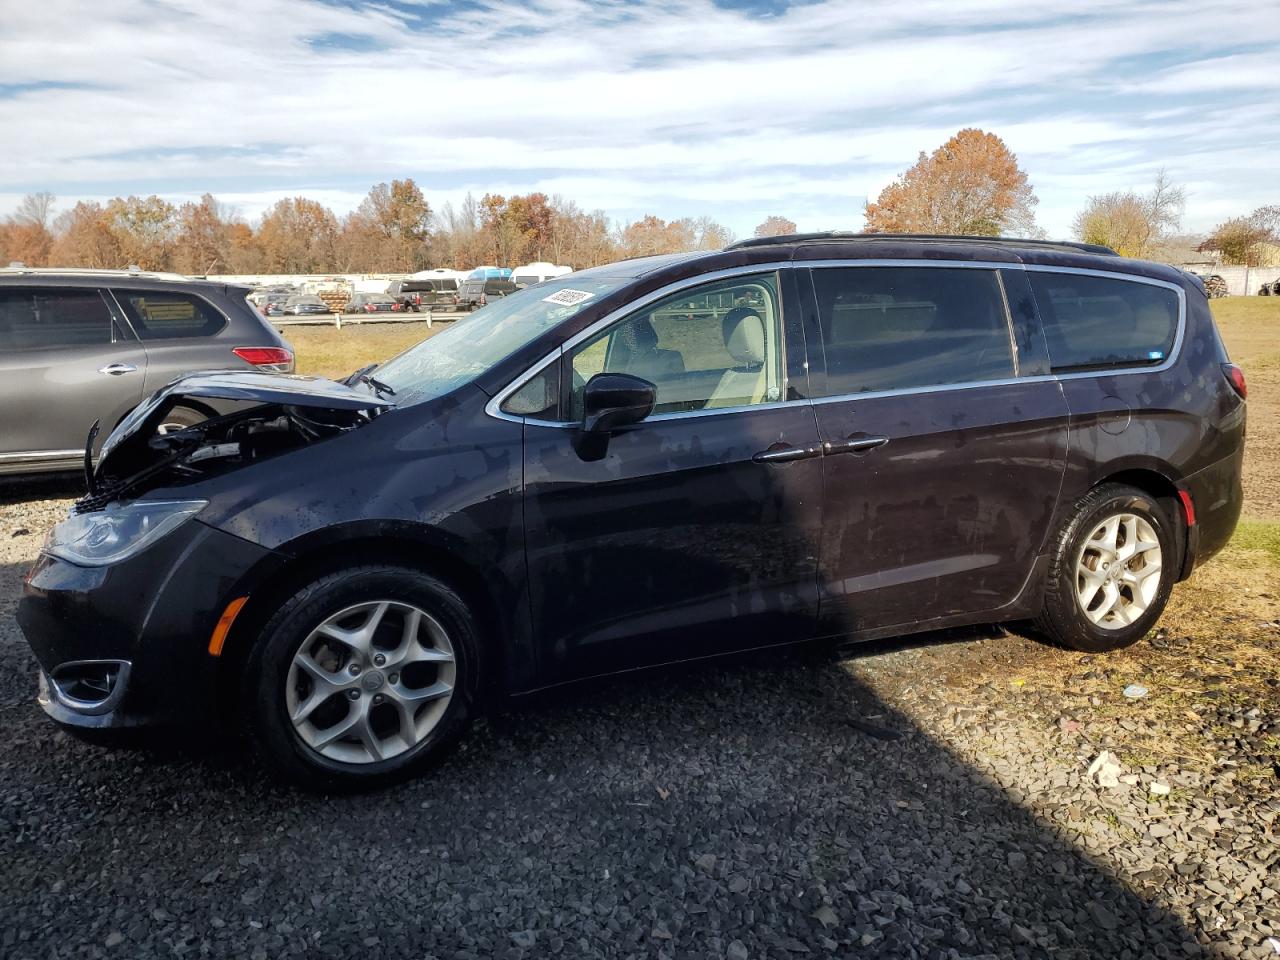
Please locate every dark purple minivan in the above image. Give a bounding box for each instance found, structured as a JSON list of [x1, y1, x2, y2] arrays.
[[18, 234, 1245, 788]]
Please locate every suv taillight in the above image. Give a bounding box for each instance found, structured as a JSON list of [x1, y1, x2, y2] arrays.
[[234, 346, 294, 373], [1222, 363, 1247, 399], [479, 294, 487, 306]]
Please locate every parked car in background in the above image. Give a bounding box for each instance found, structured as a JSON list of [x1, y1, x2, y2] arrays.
[[459, 277, 518, 311], [14, 234, 1244, 789], [283, 294, 331, 317], [256, 291, 292, 317], [0, 267, 293, 475], [345, 292, 402, 314], [385, 278, 460, 313]]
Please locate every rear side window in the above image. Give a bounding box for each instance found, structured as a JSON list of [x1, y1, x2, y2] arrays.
[[811, 267, 1014, 395], [0, 289, 116, 350], [114, 290, 226, 340], [1028, 272, 1179, 371]]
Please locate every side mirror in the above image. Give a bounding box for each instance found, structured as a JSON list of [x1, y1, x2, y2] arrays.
[[581, 372, 656, 434]]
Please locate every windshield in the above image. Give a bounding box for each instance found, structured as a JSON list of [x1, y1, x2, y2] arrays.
[[375, 276, 628, 405]]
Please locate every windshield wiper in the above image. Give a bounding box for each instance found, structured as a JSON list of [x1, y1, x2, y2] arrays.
[[343, 363, 377, 386], [358, 374, 396, 399]]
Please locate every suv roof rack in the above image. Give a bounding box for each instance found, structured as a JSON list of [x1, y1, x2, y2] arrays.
[[724, 232, 1118, 257], [0, 265, 194, 282]]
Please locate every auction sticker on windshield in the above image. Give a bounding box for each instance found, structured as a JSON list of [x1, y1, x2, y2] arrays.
[[542, 288, 594, 307]]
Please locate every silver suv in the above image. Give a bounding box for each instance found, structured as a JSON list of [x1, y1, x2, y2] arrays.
[[0, 267, 294, 476]]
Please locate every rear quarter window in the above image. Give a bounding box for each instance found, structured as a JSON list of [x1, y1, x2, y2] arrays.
[[114, 289, 227, 340], [1028, 272, 1180, 371]]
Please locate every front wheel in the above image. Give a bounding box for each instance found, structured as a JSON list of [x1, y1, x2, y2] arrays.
[[242, 566, 480, 790], [1035, 483, 1176, 653]]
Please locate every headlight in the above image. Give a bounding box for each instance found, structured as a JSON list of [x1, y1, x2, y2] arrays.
[[44, 500, 207, 567]]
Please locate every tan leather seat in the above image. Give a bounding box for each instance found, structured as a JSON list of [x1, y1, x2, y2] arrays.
[[705, 308, 768, 409]]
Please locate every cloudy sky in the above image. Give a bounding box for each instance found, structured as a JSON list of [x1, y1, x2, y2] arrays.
[[1, 0, 1277, 239]]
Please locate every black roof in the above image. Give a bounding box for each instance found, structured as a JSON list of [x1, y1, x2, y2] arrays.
[[725, 232, 1118, 257]]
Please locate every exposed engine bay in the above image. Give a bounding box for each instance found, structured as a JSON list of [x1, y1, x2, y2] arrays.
[[76, 373, 395, 513]]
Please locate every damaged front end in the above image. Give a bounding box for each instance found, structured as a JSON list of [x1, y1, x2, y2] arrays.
[[78, 373, 395, 513]]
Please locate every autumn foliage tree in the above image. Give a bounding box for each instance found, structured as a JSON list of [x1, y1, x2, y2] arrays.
[[864, 129, 1038, 237], [754, 215, 797, 237], [0, 192, 56, 266], [1200, 205, 1279, 265], [1072, 171, 1185, 258], [9, 180, 735, 274]]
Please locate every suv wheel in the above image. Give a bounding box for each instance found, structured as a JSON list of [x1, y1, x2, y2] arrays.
[[156, 405, 208, 435], [1036, 483, 1176, 653], [242, 566, 479, 790]]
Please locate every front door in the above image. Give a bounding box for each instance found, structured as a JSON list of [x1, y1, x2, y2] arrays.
[[803, 264, 1069, 634], [519, 270, 825, 683], [0, 287, 147, 466]]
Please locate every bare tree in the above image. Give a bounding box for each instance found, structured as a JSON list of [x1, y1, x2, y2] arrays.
[[13, 191, 56, 229]]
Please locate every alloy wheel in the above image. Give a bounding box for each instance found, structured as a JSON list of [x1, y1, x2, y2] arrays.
[[285, 600, 455, 764], [1074, 513, 1163, 630]]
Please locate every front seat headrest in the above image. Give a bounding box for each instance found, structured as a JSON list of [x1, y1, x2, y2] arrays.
[[722, 307, 766, 366], [618, 318, 659, 354]]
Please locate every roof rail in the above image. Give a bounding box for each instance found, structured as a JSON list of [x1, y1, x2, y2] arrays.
[[724, 232, 1118, 257], [0, 265, 195, 281]]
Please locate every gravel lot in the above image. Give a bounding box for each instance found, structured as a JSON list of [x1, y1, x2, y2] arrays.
[[2, 298, 1277, 959], [1, 476, 1277, 960]]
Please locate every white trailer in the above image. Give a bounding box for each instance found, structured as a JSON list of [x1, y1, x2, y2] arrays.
[[510, 262, 573, 287]]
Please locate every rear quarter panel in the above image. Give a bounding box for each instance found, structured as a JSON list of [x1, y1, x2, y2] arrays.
[[1050, 277, 1244, 552]]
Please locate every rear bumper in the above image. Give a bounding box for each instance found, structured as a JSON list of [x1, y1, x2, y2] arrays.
[[1178, 445, 1244, 579], [16, 519, 278, 731]]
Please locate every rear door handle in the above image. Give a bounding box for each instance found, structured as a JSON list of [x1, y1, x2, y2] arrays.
[[752, 443, 823, 464], [98, 363, 138, 376], [822, 435, 888, 456]]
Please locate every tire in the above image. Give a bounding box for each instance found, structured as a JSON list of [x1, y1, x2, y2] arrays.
[[241, 565, 480, 791], [1035, 483, 1177, 653], [156, 404, 208, 436]]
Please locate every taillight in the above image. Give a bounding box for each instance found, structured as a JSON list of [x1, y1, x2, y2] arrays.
[[1222, 363, 1247, 399], [233, 346, 294, 373], [479, 294, 487, 306]]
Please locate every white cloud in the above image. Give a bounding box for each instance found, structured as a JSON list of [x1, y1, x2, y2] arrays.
[[1, 0, 1278, 238]]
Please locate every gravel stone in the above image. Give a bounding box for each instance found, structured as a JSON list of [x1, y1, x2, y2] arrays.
[[0, 479, 1276, 958]]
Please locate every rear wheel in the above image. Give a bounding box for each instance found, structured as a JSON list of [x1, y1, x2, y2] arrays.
[[1036, 483, 1176, 652], [242, 566, 479, 790]]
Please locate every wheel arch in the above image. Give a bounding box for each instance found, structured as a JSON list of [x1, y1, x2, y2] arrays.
[[1092, 465, 1188, 576], [214, 524, 515, 722]]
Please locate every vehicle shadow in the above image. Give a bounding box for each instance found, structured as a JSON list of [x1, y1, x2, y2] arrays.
[[0, 471, 82, 506], [0, 576, 1204, 958]]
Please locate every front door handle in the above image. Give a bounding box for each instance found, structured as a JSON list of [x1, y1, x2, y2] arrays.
[[752, 443, 823, 464], [823, 435, 888, 456], [98, 363, 138, 376]]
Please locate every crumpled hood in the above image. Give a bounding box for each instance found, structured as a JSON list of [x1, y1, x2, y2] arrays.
[[86, 372, 395, 505]]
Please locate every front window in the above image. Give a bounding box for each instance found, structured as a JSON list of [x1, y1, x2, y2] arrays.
[[375, 277, 629, 405], [566, 272, 784, 418]]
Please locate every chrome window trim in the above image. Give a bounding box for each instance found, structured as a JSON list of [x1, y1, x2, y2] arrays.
[[486, 260, 1189, 423], [1020, 264, 1187, 381], [485, 262, 797, 426]]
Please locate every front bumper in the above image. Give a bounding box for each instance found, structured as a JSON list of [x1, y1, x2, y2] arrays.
[[17, 519, 279, 731]]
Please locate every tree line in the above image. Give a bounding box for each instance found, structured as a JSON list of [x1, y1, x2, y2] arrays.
[[2, 129, 1274, 274], [0, 183, 742, 275]]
